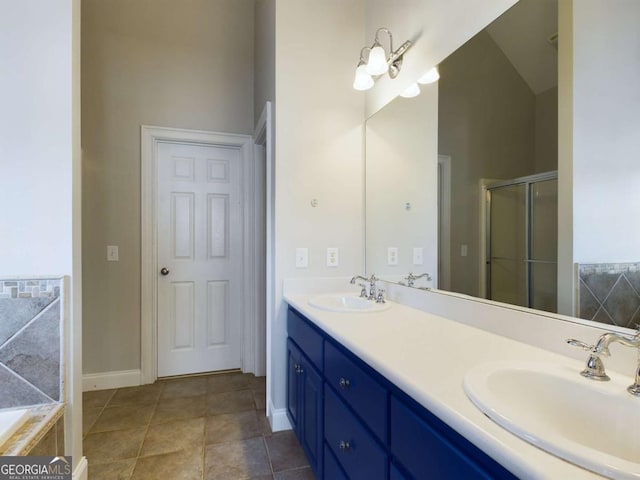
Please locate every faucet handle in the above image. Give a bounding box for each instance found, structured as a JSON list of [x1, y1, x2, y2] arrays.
[[566, 339, 595, 352], [358, 283, 367, 298], [567, 339, 610, 381], [376, 289, 386, 304]]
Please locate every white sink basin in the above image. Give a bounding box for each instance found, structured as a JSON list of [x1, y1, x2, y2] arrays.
[[308, 294, 391, 313], [0, 408, 30, 448], [464, 361, 640, 479]]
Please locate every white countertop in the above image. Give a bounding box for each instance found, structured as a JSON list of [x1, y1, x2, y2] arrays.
[[284, 292, 608, 480]]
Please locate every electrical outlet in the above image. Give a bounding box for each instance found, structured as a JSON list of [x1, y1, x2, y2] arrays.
[[107, 245, 119, 262], [461, 244, 468, 257], [413, 247, 424, 265], [387, 247, 398, 265], [326, 248, 339, 267], [295, 248, 308, 268]]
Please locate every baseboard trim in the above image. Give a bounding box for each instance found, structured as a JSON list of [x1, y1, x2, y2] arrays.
[[73, 457, 88, 480], [268, 398, 292, 433], [82, 369, 141, 391]]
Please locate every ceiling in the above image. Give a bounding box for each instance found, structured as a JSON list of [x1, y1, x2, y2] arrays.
[[486, 0, 558, 95]]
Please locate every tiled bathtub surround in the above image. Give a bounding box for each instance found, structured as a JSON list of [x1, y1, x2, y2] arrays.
[[577, 263, 640, 328], [0, 277, 63, 408]]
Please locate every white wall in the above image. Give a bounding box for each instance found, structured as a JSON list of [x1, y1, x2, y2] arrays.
[[81, 0, 255, 375], [572, 0, 640, 263], [271, 0, 366, 422], [255, 0, 276, 122], [0, 1, 74, 275], [0, 0, 83, 472], [364, 0, 518, 117], [558, 0, 640, 315]]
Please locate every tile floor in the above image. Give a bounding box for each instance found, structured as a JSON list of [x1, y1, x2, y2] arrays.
[[83, 372, 314, 480]]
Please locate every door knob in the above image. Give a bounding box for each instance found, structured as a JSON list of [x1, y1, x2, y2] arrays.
[[160, 267, 170, 276]]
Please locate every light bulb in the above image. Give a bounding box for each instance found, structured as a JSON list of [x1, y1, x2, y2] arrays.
[[353, 64, 374, 91], [366, 45, 388, 76], [417, 67, 440, 84], [400, 83, 420, 98]]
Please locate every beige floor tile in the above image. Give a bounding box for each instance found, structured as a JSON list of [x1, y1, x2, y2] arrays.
[[152, 394, 206, 424], [84, 427, 146, 465], [274, 468, 315, 480], [90, 404, 154, 433], [88, 458, 137, 480], [265, 431, 309, 473], [83, 389, 116, 409], [207, 372, 251, 393], [140, 417, 205, 457], [253, 390, 266, 410], [205, 411, 262, 445], [207, 390, 255, 416], [131, 448, 203, 480], [160, 376, 208, 399], [109, 384, 163, 407], [204, 437, 271, 480], [83, 407, 103, 436], [257, 410, 272, 437], [249, 375, 266, 392]]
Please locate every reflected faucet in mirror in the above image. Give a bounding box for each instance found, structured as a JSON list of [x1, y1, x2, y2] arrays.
[[405, 272, 432, 288]]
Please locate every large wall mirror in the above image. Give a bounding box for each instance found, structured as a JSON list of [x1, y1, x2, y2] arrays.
[[365, 0, 637, 331]]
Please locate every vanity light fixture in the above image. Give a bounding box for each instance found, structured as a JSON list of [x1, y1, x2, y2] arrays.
[[353, 28, 413, 91], [417, 66, 440, 84], [353, 47, 374, 91], [400, 82, 420, 98]]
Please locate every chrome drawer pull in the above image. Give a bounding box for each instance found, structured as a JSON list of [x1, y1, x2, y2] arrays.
[[339, 378, 350, 389], [339, 440, 351, 451], [294, 363, 302, 374]]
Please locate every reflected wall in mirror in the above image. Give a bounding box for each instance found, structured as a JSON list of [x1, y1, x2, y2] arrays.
[[365, 83, 438, 287]]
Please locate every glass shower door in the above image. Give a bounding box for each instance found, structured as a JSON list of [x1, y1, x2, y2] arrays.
[[488, 184, 527, 307], [529, 179, 558, 312], [487, 173, 558, 313]]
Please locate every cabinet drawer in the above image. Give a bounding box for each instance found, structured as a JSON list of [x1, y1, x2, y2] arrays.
[[287, 308, 323, 370], [325, 386, 387, 480], [324, 444, 348, 480], [324, 340, 387, 441], [391, 396, 495, 480]]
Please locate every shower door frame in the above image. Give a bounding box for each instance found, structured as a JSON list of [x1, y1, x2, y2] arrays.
[[484, 170, 558, 308]]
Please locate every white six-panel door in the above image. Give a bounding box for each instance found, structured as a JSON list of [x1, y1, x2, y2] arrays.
[[157, 141, 242, 377]]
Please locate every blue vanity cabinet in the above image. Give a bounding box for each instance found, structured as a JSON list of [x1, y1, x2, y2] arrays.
[[389, 394, 519, 480], [287, 306, 518, 480], [287, 313, 324, 478]]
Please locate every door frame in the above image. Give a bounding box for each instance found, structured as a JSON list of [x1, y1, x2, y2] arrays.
[[437, 155, 451, 291], [141, 125, 254, 384]]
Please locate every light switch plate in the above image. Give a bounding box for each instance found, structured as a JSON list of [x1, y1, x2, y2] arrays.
[[387, 247, 398, 265], [107, 245, 119, 262], [326, 248, 339, 267], [413, 247, 424, 265], [295, 248, 308, 268], [461, 244, 468, 257]]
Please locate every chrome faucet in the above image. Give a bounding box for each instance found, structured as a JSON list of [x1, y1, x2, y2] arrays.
[[567, 328, 640, 396], [405, 272, 432, 287], [350, 274, 378, 301]]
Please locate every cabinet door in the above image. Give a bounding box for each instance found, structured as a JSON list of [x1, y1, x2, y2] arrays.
[[286, 339, 301, 432], [391, 396, 497, 480], [300, 358, 323, 477]]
